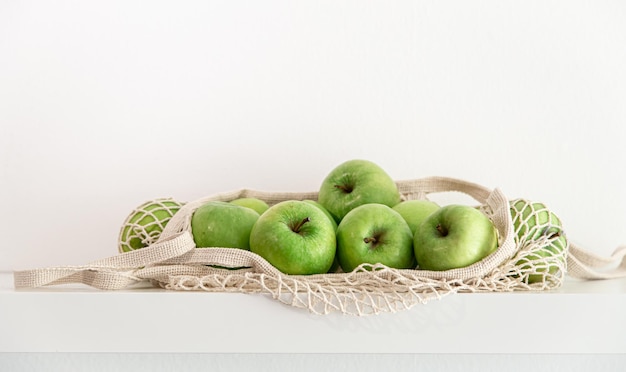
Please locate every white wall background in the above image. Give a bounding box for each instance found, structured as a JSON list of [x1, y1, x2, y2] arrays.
[[1, 0, 625, 370]]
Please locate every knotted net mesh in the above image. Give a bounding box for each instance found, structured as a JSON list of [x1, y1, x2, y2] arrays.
[[506, 199, 567, 288], [14, 178, 582, 316], [143, 191, 568, 315]]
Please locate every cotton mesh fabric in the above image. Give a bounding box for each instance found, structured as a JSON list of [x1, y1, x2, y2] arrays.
[[13, 177, 626, 316]]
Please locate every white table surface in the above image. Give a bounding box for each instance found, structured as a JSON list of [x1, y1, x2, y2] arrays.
[[2, 271, 625, 354]]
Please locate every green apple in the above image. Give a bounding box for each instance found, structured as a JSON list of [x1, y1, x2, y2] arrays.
[[230, 197, 270, 215], [249, 200, 336, 275], [118, 198, 183, 253], [510, 199, 567, 283], [318, 159, 401, 223], [414, 204, 498, 271], [336, 203, 414, 272], [392, 200, 440, 236], [191, 201, 260, 250]]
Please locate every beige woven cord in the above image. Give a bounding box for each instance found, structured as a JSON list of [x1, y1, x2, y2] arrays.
[[13, 177, 626, 315]]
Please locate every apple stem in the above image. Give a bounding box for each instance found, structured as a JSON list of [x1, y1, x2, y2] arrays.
[[363, 237, 377, 244], [292, 217, 311, 233], [436, 224, 448, 237], [334, 184, 353, 193]]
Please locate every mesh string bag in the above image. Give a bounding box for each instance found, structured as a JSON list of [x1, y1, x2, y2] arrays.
[[13, 177, 626, 316]]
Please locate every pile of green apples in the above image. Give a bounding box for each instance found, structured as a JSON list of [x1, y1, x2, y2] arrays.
[[190, 159, 502, 276]]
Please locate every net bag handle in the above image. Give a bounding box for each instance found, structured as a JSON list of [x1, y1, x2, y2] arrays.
[[13, 176, 514, 289], [14, 231, 196, 290], [399, 178, 626, 281], [155, 176, 517, 282], [567, 243, 626, 280]]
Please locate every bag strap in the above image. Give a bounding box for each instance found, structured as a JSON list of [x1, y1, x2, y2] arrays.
[[396, 176, 492, 203], [11, 177, 514, 288], [14, 177, 626, 290], [13, 231, 196, 290], [566, 243, 626, 280], [163, 178, 515, 282]]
